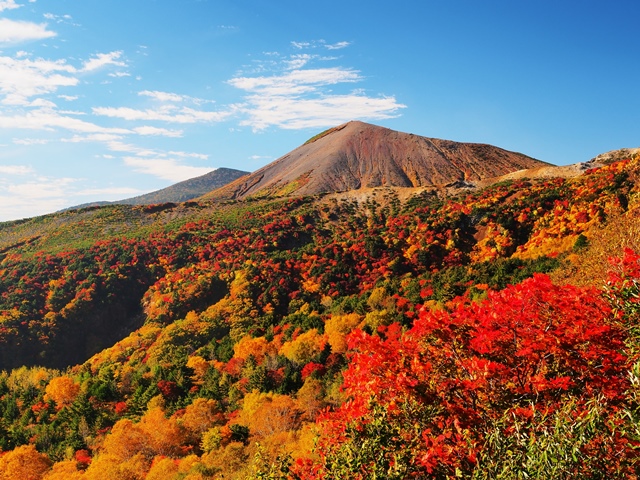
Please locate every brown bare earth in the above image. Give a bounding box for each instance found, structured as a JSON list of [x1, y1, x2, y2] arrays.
[[202, 121, 549, 200]]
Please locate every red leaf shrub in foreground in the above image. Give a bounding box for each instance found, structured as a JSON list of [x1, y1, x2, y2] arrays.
[[297, 274, 631, 478]]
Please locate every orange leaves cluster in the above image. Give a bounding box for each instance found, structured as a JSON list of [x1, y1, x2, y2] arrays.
[[0, 445, 51, 480], [44, 376, 80, 409]]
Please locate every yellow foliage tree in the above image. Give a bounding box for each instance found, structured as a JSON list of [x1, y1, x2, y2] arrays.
[[83, 452, 147, 480], [145, 457, 179, 480], [44, 376, 80, 409], [137, 407, 185, 458], [100, 419, 148, 463], [324, 313, 362, 354], [42, 460, 83, 480], [201, 442, 248, 478], [7, 366, 56, 393], [0, 444, 52, 480], [296, 377, 326, 421], [185, 355, 209, 385], [178, 398, 223, 445], [233, 336, 274, 363], [279, 329, 325, 365], [237, 390, 301, 439]]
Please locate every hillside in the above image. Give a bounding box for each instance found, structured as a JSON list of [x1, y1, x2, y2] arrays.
[[203, 121, 548, 200], [0, 149, 638, 478]]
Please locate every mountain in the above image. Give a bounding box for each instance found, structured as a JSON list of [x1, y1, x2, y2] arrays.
[[66, 167, 249, 211], [118, 167, 249, 205], [203, 121, 548, 200]]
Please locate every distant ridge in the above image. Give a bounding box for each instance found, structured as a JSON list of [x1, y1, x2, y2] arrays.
[[67, 168, 249, 211], [117, 168, 249, 205], [203, 121, 549, 200]]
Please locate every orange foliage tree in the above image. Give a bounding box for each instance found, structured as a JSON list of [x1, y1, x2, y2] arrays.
[[0, 444, 51, 480], [44, 375, 80, 409]]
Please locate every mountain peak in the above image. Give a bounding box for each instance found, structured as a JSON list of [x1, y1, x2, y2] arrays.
[[204, 123, 548, 200]]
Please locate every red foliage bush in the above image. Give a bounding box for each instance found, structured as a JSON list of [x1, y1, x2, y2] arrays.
[[301, 274, 631, 477]]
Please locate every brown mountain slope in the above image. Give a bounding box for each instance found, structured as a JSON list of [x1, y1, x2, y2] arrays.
[[203, 121, 549, 200]]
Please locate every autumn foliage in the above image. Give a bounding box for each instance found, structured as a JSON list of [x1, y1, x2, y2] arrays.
[[0, 156, 638, 478]]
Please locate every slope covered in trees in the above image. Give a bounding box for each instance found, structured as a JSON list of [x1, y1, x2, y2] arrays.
[[0, 154, 638, 478]]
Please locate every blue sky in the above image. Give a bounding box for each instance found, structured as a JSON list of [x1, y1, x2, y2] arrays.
[[0, 0, 638, 221]]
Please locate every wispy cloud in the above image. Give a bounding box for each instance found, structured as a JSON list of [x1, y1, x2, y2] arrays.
[[0, 174, 142, 220], [0, 18, 56, 45], [0, 109, 131, 134], [291, 41, 312, 50], [93, 105, 233, 124], [237, 93, 405, 130], [229, 67, 361, 96], [13, 137, 49, 145], [228, 47, 405, 130], [43, 13, 75, 25], [325, 41, 351, 50], [291, 40, 352, 51], [0, 165, 34, 175], [139, 90, 188, 102], [133, 125, 184, 137], [82, 51, 127, 72], [0, 55, 77, 105], [0, 176, 77, 220], [0, 0, 21, 12], [92, 90, 228, 124]]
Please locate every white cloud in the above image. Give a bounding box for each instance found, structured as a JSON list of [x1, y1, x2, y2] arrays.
[[0, 0, 20, 12], [229, 67, 361, 96], [290, 40, 351, 51], [43, 13, 75, 24], [122, 157, 213, 181], [285, 54, 313, 70], [138, 90, 215, 106], [0, 109, 131, 134], [238, 93, 405, 130], [5, 177, 76, 199], [61, 133, 124, 143], [0, 18, 56, 45], [228, 63, 405, 130], [167, 150, 208, 160], [0, 176, 77, 220], [291, 41, 312, 49], [28, 98, 57, 108], [82, 51, 126, 72], [0, 55, 77, 105], [326, 41, 351, 50], [93, 104, 233, 124], [139, 90, 186, 102], [133, 125, 184, 137], [13, 137, 48, 145], [0, 165, 34, 175], [101, 140, 156, 156]]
